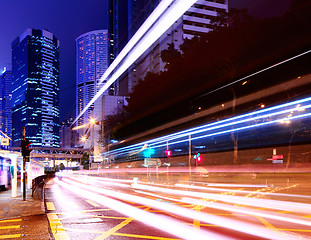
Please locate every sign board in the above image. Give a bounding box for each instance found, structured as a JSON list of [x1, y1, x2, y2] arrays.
[[272, 159, 283, 164], [144, 158, 161, 167], [1, 138, 9, 146], [272, 155, 283, 160]]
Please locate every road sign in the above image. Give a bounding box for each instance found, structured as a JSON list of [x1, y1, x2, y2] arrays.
[[272, 159, 283, 164], [1, 138, 9, 146], [272, 155, 283, 160]]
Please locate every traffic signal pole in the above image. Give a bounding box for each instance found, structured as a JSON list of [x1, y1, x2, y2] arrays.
[[22, 127, 26, 201]]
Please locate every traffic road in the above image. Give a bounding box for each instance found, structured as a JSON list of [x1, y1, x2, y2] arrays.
[[45, 172, 311, 240]]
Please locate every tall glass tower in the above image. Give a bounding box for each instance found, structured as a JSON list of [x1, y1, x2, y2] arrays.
[[11, 29, 60, 148], [0, 69, 12, 142], [76, 30, 110, 127]]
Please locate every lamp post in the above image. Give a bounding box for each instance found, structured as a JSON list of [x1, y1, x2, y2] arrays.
[[89, 117, 96, 170]]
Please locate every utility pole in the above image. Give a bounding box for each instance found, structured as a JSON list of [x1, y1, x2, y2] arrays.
[[21, 127, 32, 201]]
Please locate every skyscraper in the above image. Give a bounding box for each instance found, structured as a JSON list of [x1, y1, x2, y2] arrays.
[[76, 30, 110, 128], [111, 0, 228, 95], [0, 68, 12, 141], [11, 29, 60, 148], [109, 0, 160, 96]]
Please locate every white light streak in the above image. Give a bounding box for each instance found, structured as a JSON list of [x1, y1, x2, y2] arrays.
[[57, 178, 227, 240], [63, 177, 292, 240], [131, 183, 311, 215], [73, 0, 197, 126]]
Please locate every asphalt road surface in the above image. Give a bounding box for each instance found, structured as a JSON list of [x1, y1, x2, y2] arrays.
[[45, 171, 311, 240]]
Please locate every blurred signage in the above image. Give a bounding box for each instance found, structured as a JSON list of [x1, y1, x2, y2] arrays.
[[144, 158, 161, 167], [272, 159, 283, 164], [1, 138, 9, 146]]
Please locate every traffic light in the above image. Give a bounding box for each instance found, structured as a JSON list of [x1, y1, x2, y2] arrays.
[[143, 148, 155, 158], [165, 150, 171, 157], [194, 153, 202, 162], [21, 138, 32, 158]]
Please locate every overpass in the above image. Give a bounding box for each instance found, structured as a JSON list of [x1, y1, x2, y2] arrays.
[[11, 147, 90, 160]]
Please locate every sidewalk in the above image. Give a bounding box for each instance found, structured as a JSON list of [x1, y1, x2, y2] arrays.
[[0, 185, 51, 239]]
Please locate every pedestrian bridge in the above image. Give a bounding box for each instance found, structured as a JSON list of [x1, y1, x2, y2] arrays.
[[11, 147, 90, 160]]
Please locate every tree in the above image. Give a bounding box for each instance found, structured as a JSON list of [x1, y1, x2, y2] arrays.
[[59, 163, 65, 171], [80, 153, 90, 170], [160, 43, 182, 70]]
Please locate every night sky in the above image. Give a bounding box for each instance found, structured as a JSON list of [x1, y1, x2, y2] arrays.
[[0, 0, 291, 121]]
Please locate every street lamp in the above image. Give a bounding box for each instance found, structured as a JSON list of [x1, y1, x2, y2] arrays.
[[89, 117, 97, 170]]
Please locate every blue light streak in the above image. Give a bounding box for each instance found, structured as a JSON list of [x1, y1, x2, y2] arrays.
[[105, 96, 311, 159]]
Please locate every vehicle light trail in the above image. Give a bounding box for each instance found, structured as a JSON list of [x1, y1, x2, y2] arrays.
[[55, 178, 229, 240], [181, 197, 311, 227], [133, 189, 311, 227], [175, 183, 311, 199], [61, 177, 295, 240], [105, 96, 311, 158], [73, 0, 197, 126], [131, 183, 311, 215]]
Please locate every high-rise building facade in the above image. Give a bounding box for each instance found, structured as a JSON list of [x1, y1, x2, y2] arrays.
[[76, 30, 110, 128], [111, 0, 228, 95], [109, 0, 160, 96], [11, 29, 60, 147], [0, 68, 12, 141]]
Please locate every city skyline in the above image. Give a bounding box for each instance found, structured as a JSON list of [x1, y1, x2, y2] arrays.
[[0, 0, 291, 122]]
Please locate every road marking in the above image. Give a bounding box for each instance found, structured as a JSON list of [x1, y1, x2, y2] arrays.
[[0, 219, 22, 223], [47, 213, 70, 240], [94, 217, 134, 240], [256, 216, 289, 239], [0, 234, 21, 239], [278, 228, 311, 233], [0, 225, 20, 229], [46, 202, 56, 211], [94, 207, 151, 240], [193, 219, 200, 229], [85, 200, 101, 207]]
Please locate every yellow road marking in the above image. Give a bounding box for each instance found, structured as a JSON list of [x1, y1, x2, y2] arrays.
[[114, 232, 180, 239], [94, 207, 151, 240], [94, 218, 134, 240], [47, 213, 70, 240], [193, 219, 200, 229], [85, 200, 101, 207], [0, 225, 20, 229], [256, 216, 289, 239], [279, 228, 311, 233], [277, 211, 291, 214], [0, 219, 22, 223], [0, 234, 21, 239], [46, 202, 56, 211]]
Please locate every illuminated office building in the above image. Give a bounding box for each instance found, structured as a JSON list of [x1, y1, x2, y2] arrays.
[[76, 30, 110, 128], [0, 69, 12, 142], [11, 29, 60, 147]]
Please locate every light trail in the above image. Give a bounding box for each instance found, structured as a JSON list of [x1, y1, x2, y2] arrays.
[[73, 0, 197, 126], [62, 177, 295, 240], [133, 188, 311, 228], [182, 197, 311, 227], [175, 183, 311, 199], [131, 183, 311, 215], [105, 96, 311, 158], [56, 178, 229, 240]]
